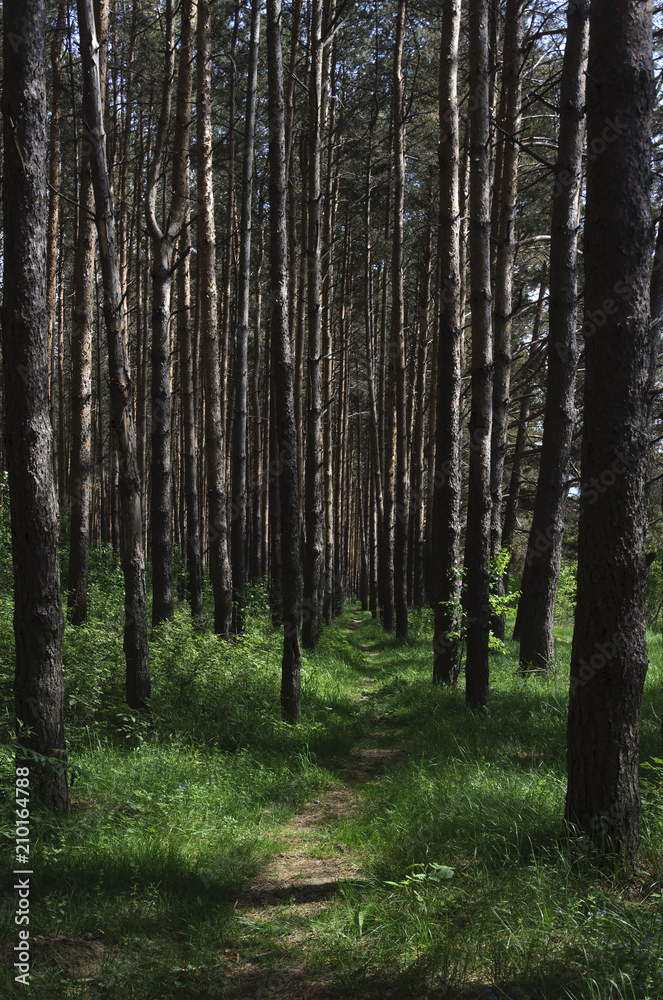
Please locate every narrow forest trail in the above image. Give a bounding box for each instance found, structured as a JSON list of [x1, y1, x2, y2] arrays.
[[218, 612, 413, 1000]]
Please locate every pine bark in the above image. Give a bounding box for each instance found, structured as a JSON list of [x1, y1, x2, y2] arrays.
[[197, 0, 232, 637], [390, 0, 409, 640], [146, 0, 196, 626], [409, 228, 430, 611], [518, 0, 588, 670], [78, 0, 150, 709], [231, 0, 260, 635], [464, 0, 493, 709], [46, 1, 66, 482], [564, 0, 654, 863], [302, 0, 326, 650], [3, 0, 69, 811], [433, 0, 463, 686], [489, 0, 523, 641], [267, 0, 303, 722], [178, 225, 203, 620], [501, 268, 547, 601], [68, 0, 95, 626]]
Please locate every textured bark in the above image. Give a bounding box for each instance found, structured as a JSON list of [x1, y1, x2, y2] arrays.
[[432, 0, 462, 687], [231, 0, 260, 635], [364, 128, 384, 623], [519, 0, 588, 671], [178, 228, 203, 620], [489, 0, 523, 641], [116, 4, 137, 302], [321, 77, 338, 624], [501, 269, 547, 605], [146, 0, 196, 626], [424, 253, 440, 608], [464, 0, 493, 709], [302, 0, 326, 651], [565, 0, 654, 863], [269, 358, 284, 629], [250, 193, 265, 582], [78, 0, 150, 709], [46, 1, 66, 477], [267, 0, 303, 722], [3, 0, 69, 811], [68, 154, 95, 625], [390, 0, 409, 640], [197, 0, 232, 638], [409, 228, 430, 611], [220, 1, 240, 442], [68, 0, 94, 626], [335, 214, 351, 615]]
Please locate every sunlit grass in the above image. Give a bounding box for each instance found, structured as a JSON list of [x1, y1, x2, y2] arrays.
[[0, 555, 662, 997]]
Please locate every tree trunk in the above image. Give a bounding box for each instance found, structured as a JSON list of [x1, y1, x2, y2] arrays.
[[46, 1, 66, 487], [197, 0, 233, 637], [518, 0, 588, 671], [267, 0, 303, 722], [564, 0, 654, 863], [390, 0, 409, 641], [68, 153, 96, 625], [178, 225, 203, 620], [78, 0, 150, 709], [502, 267, 547, 608], [231, 0, 260, 635], [432, 0, 463, 687], [225, 2, 241, 443], [68, 0, 98, 626], [409, 227, 430, 612], [146, 0, 196, 626], [489, 0, 523, 642], [250, 192, 265, 582], [3, 0, 69, 810], [302, 0, 325, 650], [321, 71, 338, 624], [464, 0, 493, 710]]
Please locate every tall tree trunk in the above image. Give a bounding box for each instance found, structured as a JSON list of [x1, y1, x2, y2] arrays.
[[221, 0, 240, 442], [78, 0, 150, 709], [67, 0, 96, 626], [518, 0, 588, 670], [489, 0, 523, 641], [46, 1, 66, 481], [250, 192, 265, 582], [302, 0, 325, 650], [432, 0, 463, 686], [564, 0, 654, 863], [502, 267, 547, 606], [364, 125, 384, 625], [321, 69, 338, 623], [146, 0, 196, 626], [68, 145, 96, 625], [3, 0, 69, 811], [464, 0, 493, 710], [409, 226, 430, 612], [231, 0, 260, 635], [179, 225, 203, 619], [267, 0, 303, 721], [390, 0, 409, 640], [197, 0, 233, 637]]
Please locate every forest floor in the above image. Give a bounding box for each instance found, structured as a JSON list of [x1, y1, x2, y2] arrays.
[[2, 576, 663, 999], [221, 615, 411, 999]]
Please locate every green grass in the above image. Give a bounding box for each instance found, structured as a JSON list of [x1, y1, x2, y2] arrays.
[[0, 555, 662, 998]]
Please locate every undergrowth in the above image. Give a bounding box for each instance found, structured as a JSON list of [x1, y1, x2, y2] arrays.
[[0, 551, 662, 998]]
